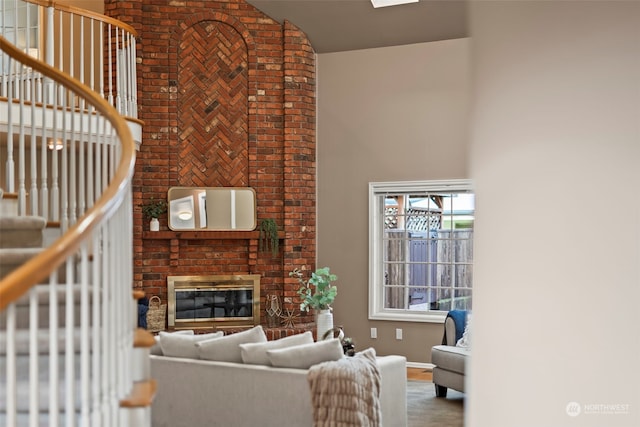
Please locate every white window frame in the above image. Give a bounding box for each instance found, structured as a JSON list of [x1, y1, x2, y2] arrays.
[[368, 179, 473, 322]]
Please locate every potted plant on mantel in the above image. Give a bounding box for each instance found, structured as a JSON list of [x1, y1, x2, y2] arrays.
[[141, 198, 167, 231], [290, 266, 338, 341]]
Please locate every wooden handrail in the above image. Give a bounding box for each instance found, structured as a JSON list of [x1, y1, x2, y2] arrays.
[[0, 36, 136, 311], [22, 0, 138, 37]]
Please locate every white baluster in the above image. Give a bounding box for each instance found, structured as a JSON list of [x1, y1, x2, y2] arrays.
[[80, 243, 91, 425], [107, 24, 113, 106], [115, 28, 122, 113], [29, 287, 39, 427], [6, 57, 15, 192], [6, 304, 17, 427], [18, 65, 27, 214], [65, 260, 75, 427], [50, 274, 59, 427]]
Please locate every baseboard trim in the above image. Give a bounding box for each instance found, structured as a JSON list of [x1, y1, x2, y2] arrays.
[[406, 361, 435, 370]]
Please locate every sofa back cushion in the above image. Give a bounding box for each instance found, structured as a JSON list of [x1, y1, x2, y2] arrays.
[[267, 338, 344, 369], [159, 331, 224, 358], [151, 330, 194, 355], [240, 331, 314, 365], [197, 325, 267, 363]]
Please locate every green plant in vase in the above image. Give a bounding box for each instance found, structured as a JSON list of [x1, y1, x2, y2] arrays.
[[140, 198, 167, 231], [141, 198, 167, 219], [290, 266, 338, 312], [290, 266, 338, 340]]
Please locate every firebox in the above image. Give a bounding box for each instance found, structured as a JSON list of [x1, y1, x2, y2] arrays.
[[167, 274, 260, 330]]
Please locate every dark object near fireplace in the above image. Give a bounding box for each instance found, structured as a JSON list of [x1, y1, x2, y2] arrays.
[[321, 326, 355, 356]]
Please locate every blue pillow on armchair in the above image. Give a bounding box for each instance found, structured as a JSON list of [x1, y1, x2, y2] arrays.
[[443, 309, 467, 344]]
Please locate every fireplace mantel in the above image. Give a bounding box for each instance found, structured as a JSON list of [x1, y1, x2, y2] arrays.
[[142, 231, 286, 265], [142, 231, 285, 240]]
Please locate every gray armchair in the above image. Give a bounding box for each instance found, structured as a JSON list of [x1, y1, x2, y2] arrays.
[[431, 310, 469, 397]]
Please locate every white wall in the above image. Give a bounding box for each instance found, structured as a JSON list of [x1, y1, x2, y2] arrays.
[[317, 38, 470, 363], [468, 1, 640, 426]]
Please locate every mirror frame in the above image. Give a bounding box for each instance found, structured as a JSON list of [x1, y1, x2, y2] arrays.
[[167, 187, 257, 231]]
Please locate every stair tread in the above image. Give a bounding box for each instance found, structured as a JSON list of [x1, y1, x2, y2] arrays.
[[0, 216, 47, 230], [0, 356, 82, 411], [0, 412, 80, 427], [120, 379, 157, 408], [0, 247, 43, 260], [2, 283, 94, 305], [134, 328, 156, 348], [0, 216, 46, 249], [0, 328, 85, 354]]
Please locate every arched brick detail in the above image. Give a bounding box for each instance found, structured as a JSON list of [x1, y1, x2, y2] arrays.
[[177, 21, 249, 187], [171, 12, 256, 187], [171, 11, 256, 64]]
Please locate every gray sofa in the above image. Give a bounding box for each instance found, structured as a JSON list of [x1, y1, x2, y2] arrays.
[[150, 353, 408, 427], [430, 312, 469, 397]]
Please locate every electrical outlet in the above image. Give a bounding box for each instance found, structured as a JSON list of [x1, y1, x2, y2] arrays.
[[370, 327, 377, 339], [396, 328, 403, 340]]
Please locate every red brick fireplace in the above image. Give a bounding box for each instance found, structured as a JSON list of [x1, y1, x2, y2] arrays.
[[105, 0, 317, 336]]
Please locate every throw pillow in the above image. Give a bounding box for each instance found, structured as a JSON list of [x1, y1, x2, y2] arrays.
[[159, 330, 223, 359], [267, 338, 344, 369], [456, 315, 472, 349], [196, 325, 267, 363], [150, 330, 194, 356], [240, 331, 314, 365]]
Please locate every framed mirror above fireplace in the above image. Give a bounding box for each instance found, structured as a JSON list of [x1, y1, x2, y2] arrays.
[[167, 274, 260, 330], [167, 187, 257, 231]]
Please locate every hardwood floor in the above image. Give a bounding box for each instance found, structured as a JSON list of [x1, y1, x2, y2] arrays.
[[407, 367, 432, 382]]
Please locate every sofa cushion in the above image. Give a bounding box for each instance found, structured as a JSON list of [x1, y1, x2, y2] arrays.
[[267, 338, 344, 369], [196, 325, 267, 363], [240, 331, 314, 365], [159, 331, 223, 359], [431, 344, 468, 374], [151, 330, 194, 356]]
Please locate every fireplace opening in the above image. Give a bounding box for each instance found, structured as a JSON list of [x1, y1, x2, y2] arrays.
[[168, 274, 260, 330]]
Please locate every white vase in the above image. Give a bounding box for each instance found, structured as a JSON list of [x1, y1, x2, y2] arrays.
[[150, 218, 159, 231], [316, 309, 333, 341]]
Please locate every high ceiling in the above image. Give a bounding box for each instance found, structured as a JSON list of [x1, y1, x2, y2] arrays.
[[246, 0, 469, 53]]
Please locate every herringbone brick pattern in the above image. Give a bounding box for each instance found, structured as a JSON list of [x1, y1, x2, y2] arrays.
[[178, 21, 248, 187]]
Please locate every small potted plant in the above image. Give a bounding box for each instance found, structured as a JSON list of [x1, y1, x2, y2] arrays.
[[141, 198, 167, 231], [290, 266, 338, 340], [258, 218, 279, 257]]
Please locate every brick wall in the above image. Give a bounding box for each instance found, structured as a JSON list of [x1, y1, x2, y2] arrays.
[[104, 0, 316, 330]]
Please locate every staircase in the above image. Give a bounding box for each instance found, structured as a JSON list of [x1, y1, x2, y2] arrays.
[[1, 0, 153, 425]]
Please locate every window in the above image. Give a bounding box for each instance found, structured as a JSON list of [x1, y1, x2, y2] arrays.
[[368, 180, 474, 322]]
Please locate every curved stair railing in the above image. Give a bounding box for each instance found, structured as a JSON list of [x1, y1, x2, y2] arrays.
[[1, 0, 138, 118], [0, 1, 152, 425], [1, 0, 141, 220]]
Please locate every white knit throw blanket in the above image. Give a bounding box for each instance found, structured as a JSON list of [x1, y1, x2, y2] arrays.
[[307, 347, 381, 427]]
